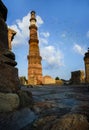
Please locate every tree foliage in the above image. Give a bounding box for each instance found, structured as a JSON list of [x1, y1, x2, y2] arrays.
[[55, 77, 60, 80]]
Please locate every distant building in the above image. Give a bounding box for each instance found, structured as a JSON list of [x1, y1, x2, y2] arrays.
[[84, 48, 89, 83], [43, 75, 55, 85], [55, 79, 63, 85], [71, 70, 85, 84]]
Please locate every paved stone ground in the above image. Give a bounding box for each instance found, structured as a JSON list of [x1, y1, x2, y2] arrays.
[[22, 85, 89, 129], [0, 85, 89, 130]]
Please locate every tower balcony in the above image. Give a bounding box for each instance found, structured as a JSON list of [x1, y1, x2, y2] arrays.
[[29, 39, 39, 43], [29, 25, 38, 30]]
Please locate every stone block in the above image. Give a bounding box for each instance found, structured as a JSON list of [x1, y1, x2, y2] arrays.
[[0, 92, 20, 112], [43, 114, 89, 130], [0, 63, 19, 92], [17, 90, 33, 108]]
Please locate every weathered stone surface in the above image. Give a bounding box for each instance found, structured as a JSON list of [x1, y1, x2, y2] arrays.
[[1, 53, 17, 66], [3, 50, 15, 60], [0, 63, 19, 92], [0, 85, 89, 130], [0, 108, 36, 130], [33, 115, 57, 130], [17, 90, 33, 108], [0, 92, 20, 112], [33, 101, 57, 113], [71, 103, 89, 118], [0, 1, 8, 49], [43, 114, 89, 130], [8, 28, 16, 50], [0, 0, 7, 21], [21, 85, 89, 129], [0, 0, 20, 92]]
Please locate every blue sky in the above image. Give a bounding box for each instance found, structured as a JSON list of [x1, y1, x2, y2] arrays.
[[3, 0, 89, 80]]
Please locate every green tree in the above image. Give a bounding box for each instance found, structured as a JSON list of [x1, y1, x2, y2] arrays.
[[55, 77, 60, 80]]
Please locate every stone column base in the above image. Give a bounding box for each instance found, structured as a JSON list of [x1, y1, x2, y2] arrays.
[[0, 63, 20, 93]]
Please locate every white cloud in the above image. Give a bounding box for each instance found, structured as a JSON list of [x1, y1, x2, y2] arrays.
[[36, 15, 44, 27], [40, 32, 50, 38], [73, 43, 86, 55], [39, 32, 50, 45], [61, 33, 66, 38], [61, 32, 66, 38], [86, 31, 89, 38], [39, 38, 48, 45], [8, 12, 44, 46], [40, 45, 64, 68]]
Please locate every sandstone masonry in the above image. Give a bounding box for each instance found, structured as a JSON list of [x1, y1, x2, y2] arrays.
[[0, 0, 19, 92]]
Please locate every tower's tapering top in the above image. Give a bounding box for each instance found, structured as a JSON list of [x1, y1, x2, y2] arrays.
[[30, 11, 36, 19], [30, 10, 37, 26], [88, 47, 89, 52], [84, 47, 89, 60], [31, 11, 36, 15], [86, 48, 89, 54]]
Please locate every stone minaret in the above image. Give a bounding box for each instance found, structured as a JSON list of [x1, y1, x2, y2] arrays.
[[84, 48, 89, 83], [28, 11, 42, 85]]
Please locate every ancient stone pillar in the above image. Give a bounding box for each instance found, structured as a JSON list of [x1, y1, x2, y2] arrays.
[[0, 0, 20, 92], [8, 28, 16, 50], [84, 48, 89, 83], [0, 0, 8, 49]]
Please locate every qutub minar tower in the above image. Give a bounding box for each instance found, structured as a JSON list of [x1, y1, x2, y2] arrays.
[[28, 11, 43, 85]]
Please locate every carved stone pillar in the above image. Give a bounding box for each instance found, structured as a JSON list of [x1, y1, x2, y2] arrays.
[[0, 0, 20, 92], [8, 28, 16, 50]]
